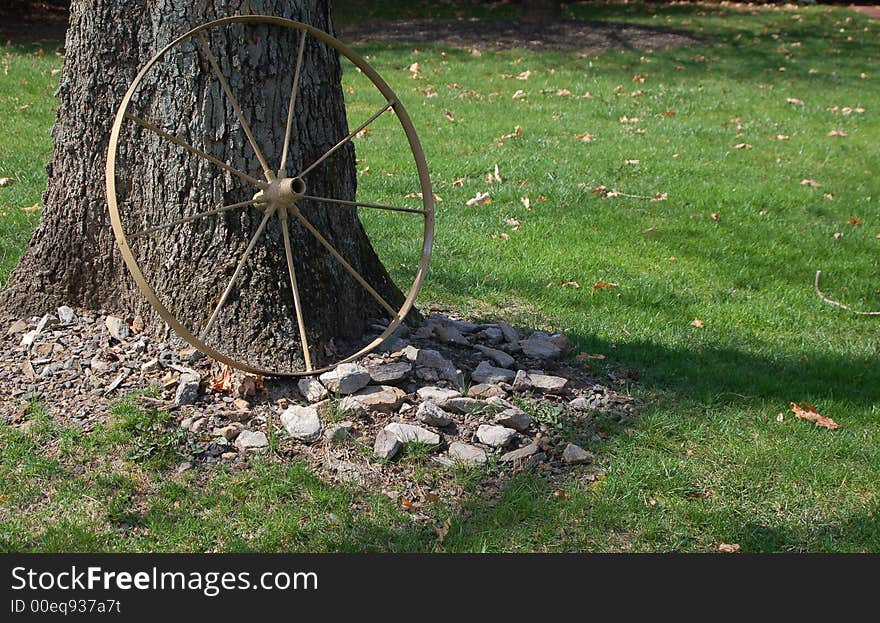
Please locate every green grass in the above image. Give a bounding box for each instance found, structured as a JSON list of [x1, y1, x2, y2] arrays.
[[1, 2, 879, 551]]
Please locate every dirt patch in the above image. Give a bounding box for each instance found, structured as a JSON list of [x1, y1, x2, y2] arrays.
[[338, 17, 699, 54]]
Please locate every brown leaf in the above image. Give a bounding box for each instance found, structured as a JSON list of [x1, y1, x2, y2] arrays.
[[555, 88, 572, 96], [0, 177, 15, 187], [573, 131, 594, 142], [452, 178, 465, 187], [465, 191, 491, 207], [801, 179, 822, 188], [718, 543, 741, 553], [408, 62, 420, 76], [651, 192, 668, 201], [210, 365, 236, 393], [734, 143, 753, 149], [520, 196, 531, 211], [400, 497, 416, 511], [491, 232, 510, 241], [435, 520, 450, 545], [790, 402, 839, 430], [632, 74, 646, 83], [592, 280, 619, 290], [552, 489, 567, 499], [19, 203, 41, 212], [443, 110, 455, 122], [504, 217, 521, 231], [619, 115, 640, 124], [833, 232, 843, 240], [849, 216, 863, 227], [561, 281, 580, 289], [516, 70, 532, 80], [824, 193, 834, 200], [786, 97, 805, 106], [772, 134, 790, 140], [625, 159, 640, 165], [691, 318, 704, 328], [512, 89, 526, 100], [827, 129, 847, 137], [711, 212, 720, 222], [660, 110, 677, 118], [496, 125, 523, 145]]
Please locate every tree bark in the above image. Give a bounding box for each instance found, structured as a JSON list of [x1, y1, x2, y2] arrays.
[[521, 0, 562, 23], [1, 0, 407, 372]]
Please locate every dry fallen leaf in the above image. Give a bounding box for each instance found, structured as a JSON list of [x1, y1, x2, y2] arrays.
[[833, 232, 843, 240], [516, 70, 532, 80], [718, 543, 741, 553], [0, 177, 14, 187], [592, 280, 619, 290], [405, 192, 443, 202], [786, 97, 805, 106], [734, 143, 753, 149], [408, 62, 420, 77], [443, 110, 455, 122], [711, 212, 720, 222], [19, 203, 41, 212], [801, 179, 822, 188], [660, 110, 677, 118], [465, 191, 491, 207], [824, 193, 834, 200], [827, 129, 847, 137], [790, 402, 839, 430], [452, 178, 465, 187], [691, 318, 704, 328], [619, 115, 640, 124], [496, 125, 523, 145], [561, 281, 580, 289], [210, 365, 236, 393], [625, 159, 640, 165], [504, 217, 521, 231], [552, 489, 567, 499], [849, 216, 863, 227], [573, 131, 594, 142], [555, 88, 571, 96], [652, 192, 668, 201], [491, 232, 510, 241], [632, 74, 646, 83], [520, 196, 531, 211], [642, 226, 658, 235], [577, 352, 605, 361], [772, 134, 790, 140]]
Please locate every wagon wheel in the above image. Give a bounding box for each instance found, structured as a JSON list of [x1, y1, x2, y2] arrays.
[[105, 15, 435, 377]]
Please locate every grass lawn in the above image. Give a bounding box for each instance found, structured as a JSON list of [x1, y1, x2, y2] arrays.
[[1, 1, 879, 552]]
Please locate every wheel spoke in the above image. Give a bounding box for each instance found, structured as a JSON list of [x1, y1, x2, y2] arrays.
[[290, 206, 398, 317], [302, 195, 426, 216], [125, 113, 267, 189], [196, 32, 274, 181], [297, 100, 395, 179], [128, 199, 256, 239], [279, 210, 313, 371], [201, 205, 277, 341], [278, 30, 308, 177]]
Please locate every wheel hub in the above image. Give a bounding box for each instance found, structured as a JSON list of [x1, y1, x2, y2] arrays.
[[253, 176, 306, 209]]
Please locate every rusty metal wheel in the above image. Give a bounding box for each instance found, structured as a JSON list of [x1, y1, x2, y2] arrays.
[[105, 15, 434, 376]]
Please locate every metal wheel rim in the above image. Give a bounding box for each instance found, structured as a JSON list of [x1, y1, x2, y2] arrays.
[[105, 15, 435, 377]]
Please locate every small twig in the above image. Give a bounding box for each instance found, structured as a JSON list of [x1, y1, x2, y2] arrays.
[[814, 270, 880, 316]]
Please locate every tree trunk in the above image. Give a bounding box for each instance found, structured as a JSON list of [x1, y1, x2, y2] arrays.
[[1, 0, 407, 372], [521, 0, 562, 23]]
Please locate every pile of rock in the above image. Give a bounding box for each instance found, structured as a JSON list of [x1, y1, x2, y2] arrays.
[[1, 308, 639, 482]]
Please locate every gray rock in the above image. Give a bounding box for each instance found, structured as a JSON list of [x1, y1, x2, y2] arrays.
[[416, 386, 461, 404], [528, 373, 569, 394], [478, 326, 505, 344], [384, 422, 441, 445], [569, 397, 593, 411], [280, 405, 322, 443], [235, 430, 268, 452], [345, 385, 406, 413], [494, 407, 533, 432], [367, 361, 412, 384], [548, 333, 573, 353], [519, 335, 563, 359], [448, 442, 487, 466], [450, 318, 482, 333], [104, 316, 130, 341], [141, 358, 160, 373], [562, 442, 594, 465], [319, 363, 371, 395], [57, 305, 76, 324], [174, 378, 200, 406], [497, 321, 520, 344], [373, 429, 402, 460], [434, 322, 470, 345], [324, 421, 354, 444], [416, 401, 453, 427], [512, 369, 532, 391], [404, 347, 461, 385], [500, 443, 539, 463], [298, 377, 329, 403], [442, 397, 484, 415], [471, 361, 516, 384], [476, 424, 517, 448], [474, 345, 515, 368], [485, 395, 515, 411]]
